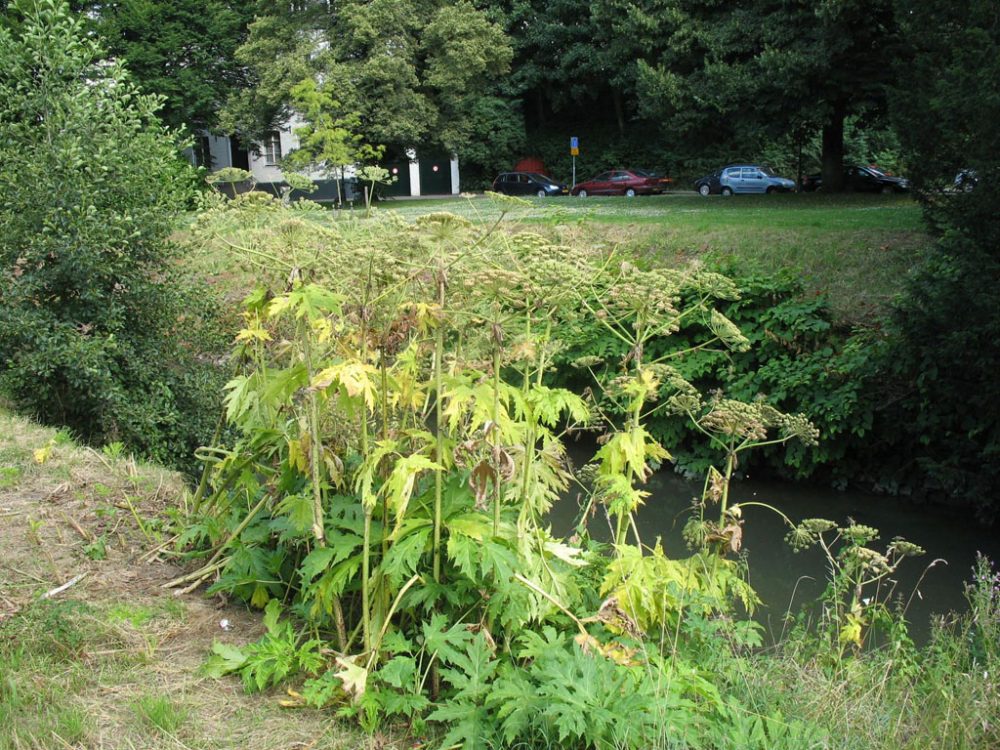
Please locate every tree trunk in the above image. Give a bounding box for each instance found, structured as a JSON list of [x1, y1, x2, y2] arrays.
[[821, 103, 846, 192], [612, 88, 625, 136], [534, 89, 546, 128]]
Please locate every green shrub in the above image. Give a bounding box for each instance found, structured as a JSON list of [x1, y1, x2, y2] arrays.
[[552, 268, 878, 484], [879, 0, 1000, 520], [0, 0, 225, 471]]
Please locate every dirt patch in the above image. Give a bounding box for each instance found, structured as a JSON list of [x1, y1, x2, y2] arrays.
[[0, 410, 369, 750]]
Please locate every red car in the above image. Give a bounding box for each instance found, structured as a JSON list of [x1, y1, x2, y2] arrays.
[[571, 169, 672, 197]]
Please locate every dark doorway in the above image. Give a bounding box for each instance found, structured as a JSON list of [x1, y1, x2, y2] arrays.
[[229, 136, 250, 171], [381, 161, 412, 197], [195, 135, 213, 168], [418, 153, 452, 195]]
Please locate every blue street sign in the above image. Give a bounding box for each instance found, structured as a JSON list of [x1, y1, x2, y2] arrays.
[[570, 137, 579, 149]]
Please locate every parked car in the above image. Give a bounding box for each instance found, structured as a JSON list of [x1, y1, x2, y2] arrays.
[[954, 169, 978, 192], [571, 169, 669, 197], [492, 171, 568, 197], [693, 169, 723, 196], [718, 165, 796, 195], [630, 169, 674, 193], [802, 165, 910, 193]]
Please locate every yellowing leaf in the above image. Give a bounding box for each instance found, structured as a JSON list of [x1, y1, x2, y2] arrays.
[[266, 294, 294, 319], [311, 361, 377, 409], [383, 454, 442, 533], [334, 655, 368, 703], [311, 317, 333, 343], [33, 442, 53, 464], [839, 613, 865, 649], [250, 584, 270, 609], [543, 540, 587, 567], [235, 324, 272, 343], [287, 437, 309, 474]]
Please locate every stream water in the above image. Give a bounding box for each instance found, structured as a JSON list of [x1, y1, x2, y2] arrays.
[[550, 461, 1000, 644]]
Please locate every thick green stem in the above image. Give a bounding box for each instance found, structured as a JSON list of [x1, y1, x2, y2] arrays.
[[362, 507, 373, 654], [359, 317, 373, 654], [302, 327, 325, 545], [433, 270, 446, 583], [615, 320, 645, 550], [189, 409, 226, 517], [518, 310, 534, 528], [492, 335, 502, 535], [720, 448, 735, 525], [380, 360, 390, 563], [614, 513, 627, 549]]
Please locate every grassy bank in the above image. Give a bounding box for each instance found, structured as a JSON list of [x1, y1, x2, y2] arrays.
[[402, 192, 925, 325], [0, 409, 361, 750]]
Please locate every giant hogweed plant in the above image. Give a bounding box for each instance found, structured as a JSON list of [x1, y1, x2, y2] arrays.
[[178, 194, 868, 748], [784, 518, 925, 655]]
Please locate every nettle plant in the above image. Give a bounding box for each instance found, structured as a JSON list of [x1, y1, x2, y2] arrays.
[[178, 193, 835, 748]]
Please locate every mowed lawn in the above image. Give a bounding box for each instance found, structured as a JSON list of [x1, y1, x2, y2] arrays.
[[190, 191, 929, 326], [371, 191, 928, 325]]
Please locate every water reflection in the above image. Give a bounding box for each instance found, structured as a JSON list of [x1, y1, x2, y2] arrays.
[[551, 460, 1000, 643]]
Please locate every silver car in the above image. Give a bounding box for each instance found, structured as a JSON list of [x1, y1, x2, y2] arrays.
[[719, 165, 796, 195]]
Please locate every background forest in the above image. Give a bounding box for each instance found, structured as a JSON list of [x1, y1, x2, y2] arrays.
[[67, 0, 920, 187]]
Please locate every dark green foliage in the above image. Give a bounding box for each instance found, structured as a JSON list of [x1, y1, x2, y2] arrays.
[[554, 270, 877, 483], [75, 0, 255, 134], [490, 0, 899, 188], [700, 274, 878, 479], [0, 0, 226, 471], [204, 600, 324, 692], [881, 0, 1000, 519], [891, 0, 1000, 195], [485, 629, 669, 749]]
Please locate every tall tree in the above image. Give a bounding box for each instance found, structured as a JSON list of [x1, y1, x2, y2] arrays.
[[221, 0, 517, 171], [630, 0, 897, 189], [75, 0, 255, 134]]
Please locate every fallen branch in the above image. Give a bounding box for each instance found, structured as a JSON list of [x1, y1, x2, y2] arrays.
[[40, 573, 87, 600], [138, 533, 180, 563], [162, 494, 268, 590], [62, 513, 92, 542], [162, 559, 225, 590]]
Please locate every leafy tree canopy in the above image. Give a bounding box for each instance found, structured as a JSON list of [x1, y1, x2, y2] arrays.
[[221, 0, 518, 165], [626, 0, 896, 188], [73, 0, 256, 133]]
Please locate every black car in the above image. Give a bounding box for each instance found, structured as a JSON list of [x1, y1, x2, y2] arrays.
[[802, 165, 910, 193], [693, 169, 723, 196], [491, 171, 568, 197]]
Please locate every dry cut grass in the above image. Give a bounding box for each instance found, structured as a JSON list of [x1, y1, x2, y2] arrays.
[[0, 409, 368, 750]]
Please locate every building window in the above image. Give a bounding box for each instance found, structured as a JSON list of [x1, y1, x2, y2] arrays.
[[264, 131, 282, 166]]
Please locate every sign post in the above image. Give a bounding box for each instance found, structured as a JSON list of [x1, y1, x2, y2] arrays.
[[570, 136, 579, 188]]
